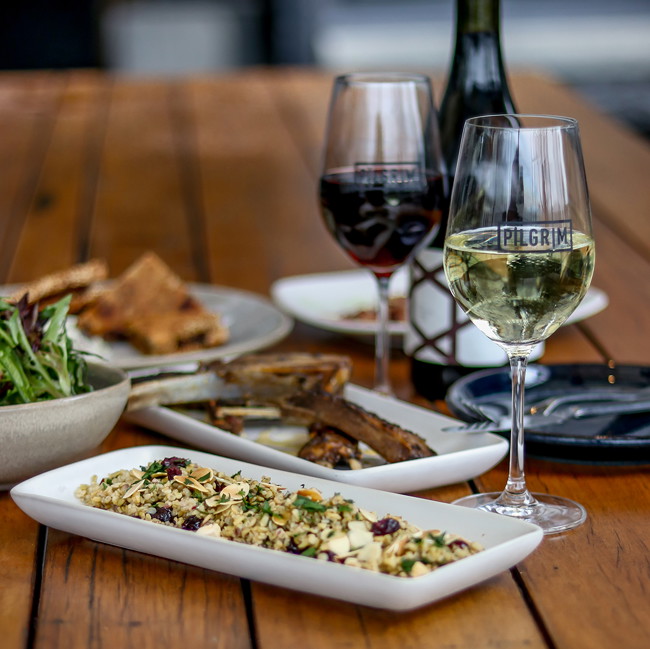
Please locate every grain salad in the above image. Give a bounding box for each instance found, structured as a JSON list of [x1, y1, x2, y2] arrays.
[[75, 456, 483, 577]]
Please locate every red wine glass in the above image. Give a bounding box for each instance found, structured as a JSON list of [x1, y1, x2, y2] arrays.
[[319, 73, 445, 394]]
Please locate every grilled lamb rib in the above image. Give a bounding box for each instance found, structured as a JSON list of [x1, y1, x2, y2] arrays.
[[127, 352, 435, 463]]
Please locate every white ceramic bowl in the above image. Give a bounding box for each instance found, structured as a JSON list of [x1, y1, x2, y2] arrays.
[[0, 362, 130, 488]]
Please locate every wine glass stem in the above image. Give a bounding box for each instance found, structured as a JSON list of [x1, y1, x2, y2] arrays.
[[374, 274, 392, 395], [499, 353, 536, 507]]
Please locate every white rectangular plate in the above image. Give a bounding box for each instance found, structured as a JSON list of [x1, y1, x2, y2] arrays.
[[11, 445, 543, 611], [126, 384, 509, 493]]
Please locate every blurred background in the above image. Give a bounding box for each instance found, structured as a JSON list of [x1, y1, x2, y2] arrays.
[[0, 0, 648, 138]]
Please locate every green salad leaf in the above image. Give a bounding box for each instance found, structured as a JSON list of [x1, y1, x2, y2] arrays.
[[0, 294, 92, 405]]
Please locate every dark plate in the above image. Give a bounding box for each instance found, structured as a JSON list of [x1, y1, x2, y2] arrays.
[[446, 364, 650, 464]]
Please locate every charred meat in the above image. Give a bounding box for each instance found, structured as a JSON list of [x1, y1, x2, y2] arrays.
[[127, 352, 435, 464], [298, 423, 362, 470]]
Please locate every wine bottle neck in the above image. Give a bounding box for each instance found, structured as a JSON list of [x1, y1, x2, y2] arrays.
[[457, 0, 501, 35], [439, 0, 515, 174], [449, 0, 507, 84]]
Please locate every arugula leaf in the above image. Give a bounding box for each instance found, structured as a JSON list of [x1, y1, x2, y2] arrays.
[[0, 294, 92, 405]]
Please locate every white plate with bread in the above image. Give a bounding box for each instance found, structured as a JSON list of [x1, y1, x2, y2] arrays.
[[4, 253, 293, 371]]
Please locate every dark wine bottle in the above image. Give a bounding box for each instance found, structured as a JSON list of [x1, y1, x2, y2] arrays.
[[406, 0, 538, 401]]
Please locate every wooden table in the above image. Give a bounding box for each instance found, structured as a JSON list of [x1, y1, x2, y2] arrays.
[[1, 68, 649, 649]]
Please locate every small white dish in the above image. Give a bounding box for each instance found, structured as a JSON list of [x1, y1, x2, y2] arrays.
[[126, 384, 509, 494], [10, 444, 543, 611], [271, 269, 608, 340]]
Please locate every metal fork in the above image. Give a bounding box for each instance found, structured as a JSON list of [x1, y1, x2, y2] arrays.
[[443, 397, 650, 434]]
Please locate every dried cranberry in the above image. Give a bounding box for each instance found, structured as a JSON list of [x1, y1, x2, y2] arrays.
[[151, 506, 174, 524], [165, 466, 182, 480], [162, 456, 189, 469], [286, 539, 301, 554], [161, 457, 189, 480], [181, 515, 202, 531], [371, 517, 401, 536], [448, 539, 468, 550]]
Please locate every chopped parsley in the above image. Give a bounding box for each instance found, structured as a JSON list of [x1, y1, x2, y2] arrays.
[[293, 494, 328, 512], [428, 531, 447, 547], [401, 559, 417, 574]]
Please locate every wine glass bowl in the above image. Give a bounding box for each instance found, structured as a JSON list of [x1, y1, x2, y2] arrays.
[[319, 73, 445, 394], [443, 114, 595, 534]]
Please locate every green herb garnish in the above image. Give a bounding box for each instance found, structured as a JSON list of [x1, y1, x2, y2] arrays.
[[401, 559, 417, 574], [141, 460, 164, 481], [293, 494, 328, 512], [428, 531, 447, 547]]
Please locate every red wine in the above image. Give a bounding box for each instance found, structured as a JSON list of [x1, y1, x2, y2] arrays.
[[320, 169, 445, 276], [407, 0, 519, 401]]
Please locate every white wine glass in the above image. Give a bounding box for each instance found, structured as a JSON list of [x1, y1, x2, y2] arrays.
[[443, 114, 595, 534], [319, 73, 446, 394]]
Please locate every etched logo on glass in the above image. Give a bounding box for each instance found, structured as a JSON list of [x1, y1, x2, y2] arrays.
[[353, 162, 424, 188], [497, 220, 573, 252]]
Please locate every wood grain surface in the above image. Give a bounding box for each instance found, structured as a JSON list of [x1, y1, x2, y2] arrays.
[[0, 69, 648, 649]]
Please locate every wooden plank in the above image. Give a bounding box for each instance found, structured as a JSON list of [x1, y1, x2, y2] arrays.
[[475, 462, 650, 649], [0, 72, 65, 282], [0, 71, 68, 649], [253, 573, 548, 649], [7, 72, 109, 282], [34, 530, 251, 649], [185, 72, 353, 296], [579, 219, 650, 364], [21, 71, 251, 647], [87, 77, 199, 279], [0, 495, 40, 649]]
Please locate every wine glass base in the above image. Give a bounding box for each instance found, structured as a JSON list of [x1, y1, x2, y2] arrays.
[[452, 492, 587, 535]]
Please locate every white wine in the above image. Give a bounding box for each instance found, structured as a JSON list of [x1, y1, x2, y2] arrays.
[[444, 227, 595, 348]]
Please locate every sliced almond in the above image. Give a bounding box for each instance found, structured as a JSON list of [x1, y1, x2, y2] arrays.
[[271, 512, 289, 527], [123, 480, 145, 499], [323, 534, 350, 556], [172, 475, 210, 493], [385, 536, 408, 557], [347, 526, 374, 550], [358, 508, 377, 523], [130, 469, 145, 480], [204, 494, 234, 511], [357, 541, 382, 566], [191, 467, 214, 482], [221, 482, 250, 499], [196, 523, 221, 538]]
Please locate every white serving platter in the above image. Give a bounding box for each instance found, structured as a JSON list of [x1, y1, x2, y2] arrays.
[[10, 444, 543, 611], [271, 268, 608, 340], [126, 384, 509, 494]]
